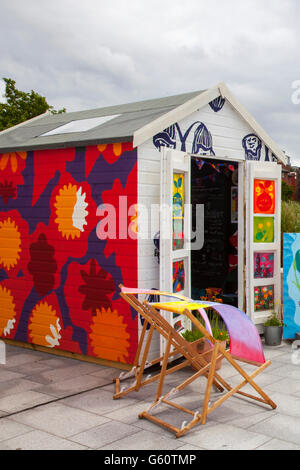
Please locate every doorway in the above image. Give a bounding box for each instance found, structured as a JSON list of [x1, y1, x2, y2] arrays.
[[191, 157, 239, 307]]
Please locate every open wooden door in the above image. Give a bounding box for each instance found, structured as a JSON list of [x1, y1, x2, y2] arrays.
[[246, 161, 282, 326], [160, 148, 192, 352]]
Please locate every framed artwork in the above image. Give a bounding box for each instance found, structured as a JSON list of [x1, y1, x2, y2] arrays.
[[254, 252, 274, 279], [231, 187, 238, 223], [283, 234, 300, 339], [173, 259, 185, 293], [254, 179, 275, 214], [173, 173, 184, 250], [254, 285, 274, 312], [253, 217, 274, 243]]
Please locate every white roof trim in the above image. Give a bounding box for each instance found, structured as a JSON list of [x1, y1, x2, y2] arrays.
[[133, 85, 221, 148], [0, 111, 49, 137], [133, 81, 288, 165], [218, 83, 287, 165]]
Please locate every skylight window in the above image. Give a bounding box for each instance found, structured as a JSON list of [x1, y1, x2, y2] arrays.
[[40, 115, 120, 136]]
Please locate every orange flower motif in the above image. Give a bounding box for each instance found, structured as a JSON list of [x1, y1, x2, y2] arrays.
[[54, 183, 89, 240], [129, 204, 138, 235], [0, 152, 27, 174], [0, 217, 22, 270], [97, 142, 134, 165], [28, 301, 62, 348], [0, 285, 17, 337], [98, 143, 123, 157], [89, 307, 130, 363]]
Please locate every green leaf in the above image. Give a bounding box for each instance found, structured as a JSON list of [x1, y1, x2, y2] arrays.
[[295, 250, 300, 273], [0, 77, 66, 131]]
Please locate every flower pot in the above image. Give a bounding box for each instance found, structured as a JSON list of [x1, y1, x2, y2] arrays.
[[264, 325, 283, 346], [191, 338, 226, 371]]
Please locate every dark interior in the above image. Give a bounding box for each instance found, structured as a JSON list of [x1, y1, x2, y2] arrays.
[[191, 157, 238, 306]]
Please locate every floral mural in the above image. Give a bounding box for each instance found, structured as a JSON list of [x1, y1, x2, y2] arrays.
[[0, 143, 138, 365]]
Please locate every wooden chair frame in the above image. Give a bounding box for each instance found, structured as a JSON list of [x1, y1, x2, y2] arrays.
[[113, 287, 223, 400], [114, 287, 277, 438], [139, 303, 277, 438]]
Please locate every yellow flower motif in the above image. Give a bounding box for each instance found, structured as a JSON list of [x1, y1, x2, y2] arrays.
[[0, 218, 22, 269], [0, 285, 17, 337], [129, 204, 138, 234], [28, 301, 62, 348], [0, 152, 27, 173], [54, 183, 88, 240], [97, 143, 123, 157]]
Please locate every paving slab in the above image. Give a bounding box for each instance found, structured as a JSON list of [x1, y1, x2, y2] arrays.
[[62, 388, 141, 415], [103, 400, 154, 425], [222, 409, 275, 430], [248, 413, 300, 446], [0, 429, 89, 450], [179, 422, 271, 450], [1, 341, 299, 450], [3, 352, 45, 368], [4, 361, 54, 376], [70, 421, 140, 449], [0, 418, 33, 442], [262, 391, 300, 418], [0, 390, 54, 414], [264, 376, 300, 395], [256, 438, 300, 450], [31, 362, 105, 383], [35, 374, 107, 398], [10, 402, 110, 438], [0, 378, 44, 398], [99, 429, 183, 451], [0, 370, 25, 383]]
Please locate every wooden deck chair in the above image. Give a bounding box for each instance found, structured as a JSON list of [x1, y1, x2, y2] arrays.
[[137, 300, 277, 438], [114, 286, 222, 401]]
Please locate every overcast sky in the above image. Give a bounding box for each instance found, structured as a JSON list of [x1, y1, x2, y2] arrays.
[[0, 0, 299, 162]]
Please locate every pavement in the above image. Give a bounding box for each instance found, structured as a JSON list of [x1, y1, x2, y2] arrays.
[[0, 340, 300, 450]]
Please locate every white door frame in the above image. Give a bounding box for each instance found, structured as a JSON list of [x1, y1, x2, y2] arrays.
[[189, 154, 245, 312], [245, 161, 282, 325]]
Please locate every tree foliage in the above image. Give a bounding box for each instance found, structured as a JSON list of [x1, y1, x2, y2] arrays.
[[0, 78, 66, 131], [281, 180, 294, 202]]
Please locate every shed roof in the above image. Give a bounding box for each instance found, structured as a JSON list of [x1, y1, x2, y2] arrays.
[[0, 83, 288, 165], [0, 90, 202, 153]]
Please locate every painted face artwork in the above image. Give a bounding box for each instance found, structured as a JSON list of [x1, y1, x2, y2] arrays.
[[242, 134, 262, 161], [254, 180, 275, 214]]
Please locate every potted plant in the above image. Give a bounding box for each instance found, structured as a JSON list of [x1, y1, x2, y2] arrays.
[[264, 310, 283, 346], [182, 316, 229, 370]]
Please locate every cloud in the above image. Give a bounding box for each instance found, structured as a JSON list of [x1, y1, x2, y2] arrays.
[[0, 0, 299, 159]]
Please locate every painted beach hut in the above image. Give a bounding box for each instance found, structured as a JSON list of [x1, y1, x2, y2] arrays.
[[0, 82, 286, 368]]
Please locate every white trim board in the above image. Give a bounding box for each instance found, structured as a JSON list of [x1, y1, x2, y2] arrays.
[[133, 82, 288, 166]]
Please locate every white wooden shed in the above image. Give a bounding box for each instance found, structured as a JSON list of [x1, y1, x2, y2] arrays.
[[134, 82, 285, 359], [0, 81, 286, 367]]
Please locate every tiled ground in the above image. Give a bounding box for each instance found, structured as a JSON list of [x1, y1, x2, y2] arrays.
[[0, 341, 300, 450]]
